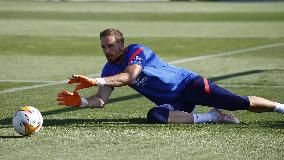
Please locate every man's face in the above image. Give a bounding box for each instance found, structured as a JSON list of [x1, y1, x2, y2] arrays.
[[101, 35, 124, 63]]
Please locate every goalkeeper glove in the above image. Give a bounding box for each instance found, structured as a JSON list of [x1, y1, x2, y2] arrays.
[[57, 90, 81, 107], [68, 75, 97, 90], [68, 75, 106, 90]]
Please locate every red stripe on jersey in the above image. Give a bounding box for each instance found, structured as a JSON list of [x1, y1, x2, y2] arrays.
[[203, 78, 211, 94], [128, 47, 143, 64]]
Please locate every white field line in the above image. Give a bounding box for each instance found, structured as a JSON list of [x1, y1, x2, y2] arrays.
[[0, 42, 283, 94], [0, 74, 99, 94], [169, 42, 284, 65], [0, 80, 56, 83]]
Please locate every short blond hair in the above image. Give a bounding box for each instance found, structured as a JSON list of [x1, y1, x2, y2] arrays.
[[100, 28, 124, 44]]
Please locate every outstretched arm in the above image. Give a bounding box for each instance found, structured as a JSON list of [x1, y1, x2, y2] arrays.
[[60, 64, 142, 107], [103, 64, 142, 87], [85, 64, 142, 107], [69, 64, 142, 90], [57, 86, 113, 108], [86, 86, 113, 108]]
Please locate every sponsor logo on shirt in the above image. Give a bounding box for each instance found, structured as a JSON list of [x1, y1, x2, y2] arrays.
[[132, 74, 148, 87]]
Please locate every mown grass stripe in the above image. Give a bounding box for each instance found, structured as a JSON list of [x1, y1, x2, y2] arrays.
[[1, 1, 284, 13], [1, 20, 284, 38], [1, 11, 284, 21]]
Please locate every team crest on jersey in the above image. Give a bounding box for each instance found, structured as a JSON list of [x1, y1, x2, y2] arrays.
[[130, 55, 143, 64]]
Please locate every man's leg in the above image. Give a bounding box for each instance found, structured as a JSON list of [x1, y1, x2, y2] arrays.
[[168, 109, 239, 124], [247, 96, 284, 113], [147, 105, 239, 124], [147, 107, 171, 124], [147, 103, 196, 124], [181, 76, 284, 114], [168, 110, 194, 124]]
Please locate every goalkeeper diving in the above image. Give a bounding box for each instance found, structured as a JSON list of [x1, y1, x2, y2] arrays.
[[57, 28, 284, 124]]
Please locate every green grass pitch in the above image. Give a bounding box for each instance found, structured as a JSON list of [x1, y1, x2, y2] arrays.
[[0, 0, 284, 159]]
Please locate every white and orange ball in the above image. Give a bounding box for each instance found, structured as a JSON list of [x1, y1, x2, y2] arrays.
[[12, 106, 43, 136]]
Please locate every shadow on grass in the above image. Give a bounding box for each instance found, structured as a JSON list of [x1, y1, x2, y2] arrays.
[[2, 117, 284, 128], [210, 69, 267, 81], [209, 69, 284, 82], [0, 114, 148, 127], [252, 121, 284, 129], [42, 117, 148, 127], [0, 135, 24, 139]]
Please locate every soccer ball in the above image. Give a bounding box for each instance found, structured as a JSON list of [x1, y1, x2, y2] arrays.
[[12, 106, 43, 136]]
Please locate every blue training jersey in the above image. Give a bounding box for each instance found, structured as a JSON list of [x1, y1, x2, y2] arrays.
[[101, 44, 198, 105]]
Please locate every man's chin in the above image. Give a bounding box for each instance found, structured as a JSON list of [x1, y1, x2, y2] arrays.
[[106, 54, 123, 64], [107, 58, 120, 64]]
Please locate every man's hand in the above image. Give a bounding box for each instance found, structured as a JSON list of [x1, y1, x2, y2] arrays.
[[68, 75, 97, 90], [57, 90, 81, 107]]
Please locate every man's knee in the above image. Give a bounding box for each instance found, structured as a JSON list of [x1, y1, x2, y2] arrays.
[[147, 107, 171, 124]]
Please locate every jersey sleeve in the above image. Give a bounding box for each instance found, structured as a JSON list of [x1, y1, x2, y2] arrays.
[[127, 45, 147, 67], [101, 63, 112, 78]]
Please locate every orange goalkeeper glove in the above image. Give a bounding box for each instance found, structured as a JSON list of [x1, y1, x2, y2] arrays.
[[68, 75, 97, 90], [57, 90, 81, 107]]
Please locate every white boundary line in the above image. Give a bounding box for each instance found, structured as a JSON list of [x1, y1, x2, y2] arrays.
[[0, 80, 56, 83], [169, 42, 284, 65], [0, 42, 283, 94], [0, 74, 99, 94], [0, 80, 68, 94]]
